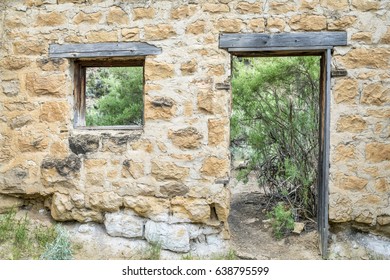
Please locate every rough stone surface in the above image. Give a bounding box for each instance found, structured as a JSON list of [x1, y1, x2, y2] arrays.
[[334, 173, 368, 191], [365, 143, 390, 163], [361, 83, 389, 105], [168, 127, 203, 149], [1, 0, 389, 253], [201, 157, 229, 178], [334, 79, 358, 104], [144, 221, 190, 252], [0, 195, 24, 213], [336, 115, 367, 133], [104, 210, 145, 238], [151, 161, 189, 182], [69, 135, 100, 155]]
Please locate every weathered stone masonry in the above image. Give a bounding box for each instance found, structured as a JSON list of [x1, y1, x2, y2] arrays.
[[0, 0, 389, 253]]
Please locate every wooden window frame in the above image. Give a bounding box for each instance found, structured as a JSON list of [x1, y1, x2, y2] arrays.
[[73, 58, 145, 130]]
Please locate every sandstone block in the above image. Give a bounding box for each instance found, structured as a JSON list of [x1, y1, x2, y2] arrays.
[[58, 0, 86, 3], [144, 221, 190, 252], [168, 127, 203, 149], [35, 11, 66, 26], [290, 15, 326, 31], [107, 6, 129, 25], [40, 102, 69, 123], [104, 210, 145, 238], [301, 0, 320, 9], [50, 193, 73, 221], [351, 0, 379, 11], [71, 209, 103, 223], [380, 28, 390, 44], [171, 5, 196, 19], [37, 58, 68, 72], [365, 142, 390, 163], [145, 97, 176, 120], [334, 144, 356, 162], [73, 11, 102, 25], [171, 197, 210, 223], [88, 192, 122, 212], [151, 161, 189, 181], [216, 19, 243, 33], [41, 154, 81, 178], [122, 160, 144, 179], [236, 2, 262, 13], [84, 159, 107, 170], [336, 115, 367, 133], [180, 59, 197, 75], [334, 78, 358, 104], [13, 40, 46, 55], [367, 109, 390, 118], [26, 73, 66, 96], [124, 196, 169, 222], [267, 18, 285, 31], [208, 119, 227, 146], [0, 165, 30, 194], [186, 20, 206, 35], [320, 0, 349, 9], [361, 82, 389, 105], [145, 24, 176, 40], [203, 3, 229, 13], [70, 192, 85, 208], [17, 126, 49, 152], [340, 48, 390, 69], [375, 178, 389, 193], [334, 173, 368, 191], [377, 215, 390, 226], [9, 115, 33, 129], [201, 157, 229, 178], [159, 182, 189, 198], [270, 2, 297, 13], [1, 56, 31, 70], [145, 61, 174, 80], [131, 139, 153, 153], [69, 135, 100, 155], [351, 32, 372, 43], [198, 91, 214, 114], [101, 135, 131, 153], [328, 16, 357, 30], [121, 28, 140, 41], [248, 18, 265, 32], [133, 7, 155, 20], [0, 195, 24, 214], [26, 0, 57, 6], [86, 30, 117, 42], [207, 64, 225, 76], [355, 210, 374, 224]]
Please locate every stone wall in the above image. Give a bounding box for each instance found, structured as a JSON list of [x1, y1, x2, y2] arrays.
[[0, 0, 389, 253]]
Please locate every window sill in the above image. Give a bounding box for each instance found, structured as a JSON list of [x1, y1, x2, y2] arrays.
[[75, 125, 143, 131]]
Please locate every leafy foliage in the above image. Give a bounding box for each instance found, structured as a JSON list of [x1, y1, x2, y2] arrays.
[[40, 225, 73, 260], [267, 202, 295, 240], [231, 56, 320, 218], [0, 209, 72, 259], [86, 67, 143, 126]]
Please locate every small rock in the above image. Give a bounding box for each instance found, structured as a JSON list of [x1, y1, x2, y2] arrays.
[[293, 222, 305, 234], [244, 218, 258, 224], [78, 223, 95, 234]]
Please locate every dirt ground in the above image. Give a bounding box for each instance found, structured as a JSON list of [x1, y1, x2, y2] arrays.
[[228, 172, 322, 260]]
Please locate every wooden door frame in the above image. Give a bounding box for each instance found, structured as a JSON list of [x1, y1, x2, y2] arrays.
[[220, 32, 347, 258]]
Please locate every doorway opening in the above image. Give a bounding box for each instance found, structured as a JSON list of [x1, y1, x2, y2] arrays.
[[228, 54, 324, 259]]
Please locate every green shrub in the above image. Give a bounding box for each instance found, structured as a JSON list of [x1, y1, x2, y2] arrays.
[[267, 203, 295, 240], [40, 225, 73, 260]]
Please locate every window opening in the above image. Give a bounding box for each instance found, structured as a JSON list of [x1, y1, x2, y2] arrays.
[[74, 59, 144, 129]]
